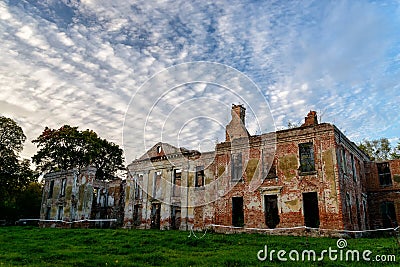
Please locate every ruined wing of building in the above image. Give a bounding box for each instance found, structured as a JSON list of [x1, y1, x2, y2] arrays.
[[40, 105, 400, 235]]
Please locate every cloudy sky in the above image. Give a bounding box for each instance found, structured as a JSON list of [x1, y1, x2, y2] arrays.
[[1, 0, 399, 163]]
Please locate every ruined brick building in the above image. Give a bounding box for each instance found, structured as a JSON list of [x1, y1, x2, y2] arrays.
[[40, 105, 400, 234], [39, 167, 125, 228]]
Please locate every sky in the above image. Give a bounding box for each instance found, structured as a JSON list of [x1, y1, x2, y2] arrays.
[[1, 0, 399, 164]]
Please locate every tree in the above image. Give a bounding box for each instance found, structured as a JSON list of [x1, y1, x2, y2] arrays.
[[0, 116, 38, 222], [0, 116, 26, 154], [15, 182, 43, 219], [32, 125, 125, 180], [358, 138, 394, 161], [391, 141, 400, 159]]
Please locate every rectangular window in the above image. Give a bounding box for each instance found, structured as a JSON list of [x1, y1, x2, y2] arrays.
[[134, 176, 142, 200], [380, 201, 397, 228], [152, 171, 162, 198], [48, 180, 54, 199], [135, 175, 143, 200], [377, 163, 392, 186], [57, 206, 64, 220], [299, 143, 315, 173], [173, 169, 181, 196], [341, 148, 347, 174], [45, 207, 51, 220], [356, 198, 361, 229], [346, 193, 353, 225], [350, 154, 357, 182], [133, 204, 142, 226], [93, 188, 99, 205], [195, 166, 204, 187], [60, 178, 67, 197], [231, 152, 242, 181]]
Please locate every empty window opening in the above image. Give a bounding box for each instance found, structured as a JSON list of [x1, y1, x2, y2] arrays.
[[303, 192, 320, 228], [152, 171, 162, 198], [356, 198, 361, 229], [48, 180, 54, 199], [173, 169, 181, 196], [341, 148, 347, 174], [45, 207, 51, 220], [195, 166, 204, 187], [299, 143, 315, 172], [351, 154, 357, 181], [150, 203, 161, 229], [135, 180, 142, 200], [380, 201, 397, 228], [60, 178, 67, 197], [231, 153, 243, 181], [232, 197, 244, 227], [93, 188, 99, 205], [171, 205, 181, 230], [363, 199, 368, 228], [57, 206, 64, 221], [346, 193, 353, 225], [264, 195, 280, 228], [157, 146, 162, 154], [135, 175, 143, 200], [377, 163, 392, 186], [133, 204, 142, 226]]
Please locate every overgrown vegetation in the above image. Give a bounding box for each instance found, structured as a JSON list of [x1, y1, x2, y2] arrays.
[[0, 227, 399, 266]]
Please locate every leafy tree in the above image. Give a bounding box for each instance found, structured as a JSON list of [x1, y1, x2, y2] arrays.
[[32, 125, 125, 180], [0, 116, 38, 222], [391, 141, 400, 159], [358, 138, 394, 161], [0, 116, 26, 154]]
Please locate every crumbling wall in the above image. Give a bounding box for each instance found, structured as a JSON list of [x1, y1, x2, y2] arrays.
[[210, 123, 350, 231], [39, 167, 125, 228], [367, 160, 400, 229], [40, 167, 96, 227]]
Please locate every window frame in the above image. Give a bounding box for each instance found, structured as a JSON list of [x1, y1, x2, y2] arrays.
[[298, 142, 316, 174], [195, 166, 205, 188], [377, 162, 392, 186], [231, 152, 243, 181], [60, 178, 67, 197], [48, 180, 54, 199]]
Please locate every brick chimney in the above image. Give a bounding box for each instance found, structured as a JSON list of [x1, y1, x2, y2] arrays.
[[225, 104, 249, 141], [301, 110, 318, 127], [231, 104, 246, 125]]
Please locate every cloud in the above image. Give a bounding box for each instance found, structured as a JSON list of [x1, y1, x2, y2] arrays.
[[0, 0, 399, 163]]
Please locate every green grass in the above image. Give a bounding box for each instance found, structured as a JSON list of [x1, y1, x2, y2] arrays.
[[0, 227, 399, 266]]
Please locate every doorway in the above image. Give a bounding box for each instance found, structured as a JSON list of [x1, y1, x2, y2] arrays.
[[150, 203, 161, 229], [303, 192, 320, 228], [232, 197, 244, 227], [170, 205, 181, 230], [264, 195, 279, 228]]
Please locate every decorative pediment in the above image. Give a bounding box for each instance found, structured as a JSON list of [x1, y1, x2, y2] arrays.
[[138, 142, 181, 160]]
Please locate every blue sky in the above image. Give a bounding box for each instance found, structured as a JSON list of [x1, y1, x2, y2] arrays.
[[0, 0, 399, 163]]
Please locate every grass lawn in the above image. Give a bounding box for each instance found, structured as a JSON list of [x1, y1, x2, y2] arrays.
[[0, 227, 399, 266]]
